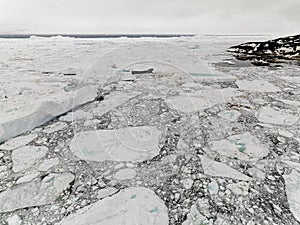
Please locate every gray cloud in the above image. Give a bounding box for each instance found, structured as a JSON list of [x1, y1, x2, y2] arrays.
[[0, 0, 299, 34]]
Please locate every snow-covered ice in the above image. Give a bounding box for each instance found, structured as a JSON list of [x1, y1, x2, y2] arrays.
[[69, 126, 161, 162], [0, 173, 74, 212], [58, 187, 168, 225]]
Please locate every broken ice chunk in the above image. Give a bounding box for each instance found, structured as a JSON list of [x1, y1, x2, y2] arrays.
[[200, 156, 252, 181], [226, 182, 249, 196], [283, 170, 300, 223], [205, 133, 268, 161], [283, 161, 300, 172], [38, 157, 59, 171], [6, 215, 22, 225], [256, 107, 298, 125], [182, 203, 210, 225], [57, 187, 168, 225], [0, 133, 37, 151], [43, 122, 67, 134], [236, 80, 280, 92], [0, 86, 98, 143], [218, 110, 241, 122], [166, 88, 240, 113], [97, 187, 118, 199], [69, 126, 161, 162], [12, 146, 48, 172], [16, 170, 40, 184], [0, 172, 74, 212], [113, 168, 137, 180], [92, 91, 140, 117]]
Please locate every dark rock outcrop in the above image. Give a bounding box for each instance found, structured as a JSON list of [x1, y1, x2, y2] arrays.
[[228, 34, 300, 63], [131, 68, 154, 75]]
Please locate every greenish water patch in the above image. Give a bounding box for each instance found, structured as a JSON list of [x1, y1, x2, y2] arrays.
[[131, 194, 137, 199], [237, 143, 246, 152], [118, 69, 130, 73], [190, 73, 221, 77], [150, 207, 159, 213]]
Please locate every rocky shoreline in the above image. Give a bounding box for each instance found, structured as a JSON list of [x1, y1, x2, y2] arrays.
[[227, 34, 300, 67]]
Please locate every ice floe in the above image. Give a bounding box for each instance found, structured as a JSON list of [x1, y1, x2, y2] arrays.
[[236, 80, 280, 92], [11, 146, 48, 172], [114, 168, 137, 180], [218, 110, 241, 122], [97, 187, 118, 199], [58, 187, 168, 225], [283, 170, 300, 223], [69, 126, 161, 162], [43, 122, 68, 134], [283, 161, 300, 172], [6, 215, 22, 225], [0, 172, 74, 212], [92, 91, 140, 116], [0, 86, 98, 143], [0, 133, 37, 151], [38, 157, 59, 171], [205, 133, 269, 161], [200, 156, 252, 181], [166, 88, 240, 113], [256, 107, 298, 125], [16, 170, 40, 184], [226, 182, 249, 195], [183, 203, 210, 225]]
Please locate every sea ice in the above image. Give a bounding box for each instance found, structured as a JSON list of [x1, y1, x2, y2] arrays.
[[283, 161, 300, 172], [236, 80, 280, 92], [6, 215, 22, 225], [200, 156, 252, 181], [38, 157, 59, 171], [283, 170, 300, 223], [166, 88, 240, 113], [16, 170, 40, 184], [0, 86, 97, 143], [183, 203, 210, 225], [218, 110, 241, 122], [256, 107, 298, 125], [69, 126, 161, 162], [0, 133, 37, 151], [0, 172, 74, 212], [57, 187, 168, 225], [205, 133, 269, 161], [92, 91, 140, 116], [11, 146, 48, 172], [43, 122, 68, 134], [97, 187, 118, 199], [113, 168, 137, 180]]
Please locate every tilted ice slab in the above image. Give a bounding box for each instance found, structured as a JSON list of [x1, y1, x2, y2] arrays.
[[283, 161, 300, 172], [69, 126, 161, 162], [200, 156, 252, 181], [166, 88, 240, 113], [58, 187, 168, 225], [0, 172, 74, 212], [12, 146, 48, 172], [236, 80, 280, 92], [0, 86, 98, 143], [0, 133, 37, 151], [283, 170, 300, 223], [205, 133, 269, 161], [256, 107, 299, 126], [92, 91, 140, 116], [183, 203, 210, 225]]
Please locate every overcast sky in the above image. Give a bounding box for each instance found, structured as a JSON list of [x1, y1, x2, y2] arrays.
[[0, 0, 299, 35]]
